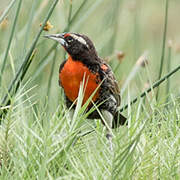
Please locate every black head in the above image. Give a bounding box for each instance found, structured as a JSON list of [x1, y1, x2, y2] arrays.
[[44, 32, 98, 61]]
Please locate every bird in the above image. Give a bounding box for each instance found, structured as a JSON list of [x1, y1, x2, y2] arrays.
[[44, 32, 127, 149]]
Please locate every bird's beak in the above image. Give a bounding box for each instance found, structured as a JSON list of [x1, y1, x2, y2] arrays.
[[44, 34, 66, 46]]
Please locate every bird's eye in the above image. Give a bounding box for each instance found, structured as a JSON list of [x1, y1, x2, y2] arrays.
[[66, 36, 73, 43]]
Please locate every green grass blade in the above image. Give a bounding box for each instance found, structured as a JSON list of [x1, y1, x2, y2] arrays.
[[47, 49, 57, 99], [0, 0, 22, 84], [31, 43, 57, 80], [22, 0, 39, 55], [67, 0, 73, 25], [120, 64, 180, 112], [156, 0, 169, 100], [0, 50, 36, 123], [108, 0, 121, 54], [64, 0, 86, 32], [71, 0, 104, 31], [166, 44, 172, 102], [15, 50, 37, 94], [63, 1, 73, 59], [0, 0, 17, 24], [1, 0, 59, 106]]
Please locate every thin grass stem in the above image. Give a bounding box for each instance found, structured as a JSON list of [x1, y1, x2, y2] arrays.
[[0, 0, 17, 24], [63, 0, 73, 59], [156, 0, 169, 100], [0, 50, 36, 123], [71, 0, 104, 31], [0, 0, 22, 84], [120, 64, 180, 112], [108, 0, 121, 54], [1, 0, 59, 106], [166, 45, 172, 102], [22, 0, 38, 55], [47, 49, 57, 99], [67, 0, 73, 25], [65, 0, 86, 32]]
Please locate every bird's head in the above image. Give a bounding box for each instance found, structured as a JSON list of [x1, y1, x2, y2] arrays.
[[44, 32, 97, 61]]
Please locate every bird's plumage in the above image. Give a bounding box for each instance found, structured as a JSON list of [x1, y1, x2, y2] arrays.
[[45, 32, 127, 128]]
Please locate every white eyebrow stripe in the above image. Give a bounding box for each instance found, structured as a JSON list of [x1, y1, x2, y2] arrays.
[[71, 34, 88, 48]]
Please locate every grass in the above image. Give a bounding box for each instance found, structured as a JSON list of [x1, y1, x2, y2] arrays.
[[156, 0, 169, 101], [0, 0, 22, 85], [0, 0, 180, 179]]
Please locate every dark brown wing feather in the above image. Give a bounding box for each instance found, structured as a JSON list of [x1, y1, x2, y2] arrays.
[[107, 68, 121, 106], [99, 61, 121, 106], [99, 61, 127, 127]]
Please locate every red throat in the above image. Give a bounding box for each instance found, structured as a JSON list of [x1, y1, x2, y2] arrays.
[[59, 56, 101, 106]]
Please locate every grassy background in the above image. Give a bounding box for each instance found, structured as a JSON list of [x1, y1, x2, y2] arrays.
[[0, 0, 180, 179]]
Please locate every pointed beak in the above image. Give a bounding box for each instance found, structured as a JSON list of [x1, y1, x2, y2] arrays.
[[44, 34, 66, 46]]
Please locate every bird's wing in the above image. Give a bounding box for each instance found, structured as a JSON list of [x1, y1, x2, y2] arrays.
[[99, 62, 121, 106]]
